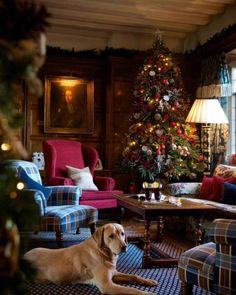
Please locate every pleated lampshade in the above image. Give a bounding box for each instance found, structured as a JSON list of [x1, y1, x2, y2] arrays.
[[186, 98, 229, 124]]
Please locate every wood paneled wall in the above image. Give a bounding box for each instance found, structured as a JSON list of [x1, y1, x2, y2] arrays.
[[22, 53, 196, 191]]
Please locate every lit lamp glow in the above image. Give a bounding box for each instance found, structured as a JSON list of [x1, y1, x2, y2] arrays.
[[186, 98, 229, 172]]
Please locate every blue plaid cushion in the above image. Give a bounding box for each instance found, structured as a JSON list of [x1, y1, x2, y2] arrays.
[[42, 205, 98, 232], [178, 242, 215, 291], [47, 186, 81, 205]]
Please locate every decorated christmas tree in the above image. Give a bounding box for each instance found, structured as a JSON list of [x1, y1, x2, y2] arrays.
[[0, 1, 50, 293], [122, 36, 204, 184]]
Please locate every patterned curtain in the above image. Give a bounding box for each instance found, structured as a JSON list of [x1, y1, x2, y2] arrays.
[[210, 123, 229, 173], [196, 53, 231, 98], [196, 53, 231, 173]]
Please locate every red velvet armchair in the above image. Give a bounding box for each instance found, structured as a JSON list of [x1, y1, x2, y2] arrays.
[[43, 139, 123, 209]]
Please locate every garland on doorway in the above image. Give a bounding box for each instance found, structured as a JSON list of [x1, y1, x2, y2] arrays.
[[46, 45, 141, 58], [186, 23, 236, 55]]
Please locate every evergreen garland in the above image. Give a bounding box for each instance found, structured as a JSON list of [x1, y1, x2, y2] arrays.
[[187, 23, 236, 55], [46, 45, 141, 58]]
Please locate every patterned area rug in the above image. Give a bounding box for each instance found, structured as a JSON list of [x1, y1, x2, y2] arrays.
[[25, 224, 215, 295]]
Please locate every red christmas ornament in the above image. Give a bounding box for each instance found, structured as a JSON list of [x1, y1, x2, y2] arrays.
[[177, 128, 182, 135], [143, 162, 150, 169], [164, 114, 169, 120], [174, 101, 180, 108], [169, 121, 176, 127], [148, 104, 155, 110], [198, 155, 204, 161], [156, 149, 161, 155], [155, 93, 160, 99]]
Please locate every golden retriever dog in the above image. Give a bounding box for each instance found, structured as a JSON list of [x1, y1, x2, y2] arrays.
[[24, 223, 157, 295]]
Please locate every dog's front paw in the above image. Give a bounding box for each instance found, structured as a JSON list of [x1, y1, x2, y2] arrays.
[[145, 278, 158, 286]]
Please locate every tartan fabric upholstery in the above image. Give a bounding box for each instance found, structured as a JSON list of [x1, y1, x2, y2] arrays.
[[209, 219, 236, 294], [179, 219, 236, 294], [29, 189, 47, 216], [42, 205, 98, 232], [7, 160, 81, 206], [6, 160, 98, 241], [178, 242, 216, 291], [47, 186, 81, 205], [209, 218, 236, 245], [8, 159, 43, 184]]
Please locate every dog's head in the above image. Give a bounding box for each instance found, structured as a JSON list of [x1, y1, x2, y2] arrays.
[[93, 223, 128, 255]]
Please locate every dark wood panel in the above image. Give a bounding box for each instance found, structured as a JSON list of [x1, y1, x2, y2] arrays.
[[21, 52, 198, 191]]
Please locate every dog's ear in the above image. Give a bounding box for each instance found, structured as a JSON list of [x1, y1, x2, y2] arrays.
[[93, 226, 105, 249]]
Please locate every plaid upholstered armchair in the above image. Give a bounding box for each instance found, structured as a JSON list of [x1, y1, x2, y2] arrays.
[[178, 219, 236, 294], [7, 160, 98, 247]]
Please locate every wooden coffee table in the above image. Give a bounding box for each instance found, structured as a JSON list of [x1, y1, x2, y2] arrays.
[[114, 194, 217, 268]]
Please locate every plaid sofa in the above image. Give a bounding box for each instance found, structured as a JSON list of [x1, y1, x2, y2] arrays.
[[178, 219, 236, 294], [7, 160, 98, 246]]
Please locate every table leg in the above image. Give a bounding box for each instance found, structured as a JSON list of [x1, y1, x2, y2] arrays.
[[143, 219, 151, 268], [194, 217, 203, 245], [117, 207, 125, 224], [156, 216, 164, 243]]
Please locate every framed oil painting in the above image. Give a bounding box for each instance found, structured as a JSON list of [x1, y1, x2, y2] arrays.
[[44, 76, 94, 134]]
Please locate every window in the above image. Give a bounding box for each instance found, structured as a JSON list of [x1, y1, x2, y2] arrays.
[[226, 67, 236, 154]]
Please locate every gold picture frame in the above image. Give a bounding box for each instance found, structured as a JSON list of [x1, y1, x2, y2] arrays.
[[44, 76, 94, 134]]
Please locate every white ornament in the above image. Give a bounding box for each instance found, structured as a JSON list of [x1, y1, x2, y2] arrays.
[[156, 129, 164, 137], [163, 95, 170, 101], [154, 113, 161, 120], [149, 70, 156, 77], [134, 113, 140, 119], [147, 149, 152, 156], [172, 143, 177, 150], [142, 146, 148, 152]]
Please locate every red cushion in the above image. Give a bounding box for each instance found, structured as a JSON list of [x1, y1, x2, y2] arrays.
[[81, 190, 123, 201], [80, 199, 117, 209], [208, 176, 236, 202], [199, 176, 214, 200]]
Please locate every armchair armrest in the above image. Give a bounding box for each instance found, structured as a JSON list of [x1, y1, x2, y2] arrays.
[[24, 189, 46, 216], [167, 182, 202, 197], [93, 176, 115, 191], [47, 176, 73, 186], [47, 185, 81, 205], [209, 219, 236, 245]]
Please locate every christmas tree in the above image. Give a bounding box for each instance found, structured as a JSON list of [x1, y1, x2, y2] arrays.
[[0, 1, 50, 293], [122, 36, 204, 184]]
